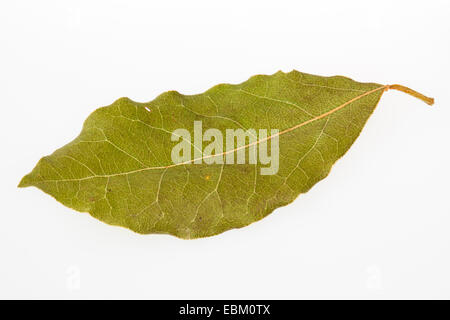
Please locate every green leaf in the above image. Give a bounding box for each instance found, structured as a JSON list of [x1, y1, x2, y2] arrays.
[[19, 70, 433, 239]]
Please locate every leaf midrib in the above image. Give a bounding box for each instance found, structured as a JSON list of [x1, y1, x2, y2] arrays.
[[37, 85, 387, 183]]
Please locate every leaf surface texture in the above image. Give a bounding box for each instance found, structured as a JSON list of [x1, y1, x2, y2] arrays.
[[20, 70, 389, 238]]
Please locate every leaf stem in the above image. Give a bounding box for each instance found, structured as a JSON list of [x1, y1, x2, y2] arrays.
[[387, 84, 434, 106]]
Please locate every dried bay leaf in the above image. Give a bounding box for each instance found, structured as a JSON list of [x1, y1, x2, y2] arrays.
[[19, 70, 434, 239]]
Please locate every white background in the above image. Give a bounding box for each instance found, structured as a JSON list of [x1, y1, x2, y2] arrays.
[[1, 0, 449, 299]]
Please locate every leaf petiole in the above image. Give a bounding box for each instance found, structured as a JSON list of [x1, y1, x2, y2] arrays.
[[386, 84, 434, 106]]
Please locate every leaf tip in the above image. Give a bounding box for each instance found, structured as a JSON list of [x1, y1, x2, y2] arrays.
[[18, 175, 32, 188]]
